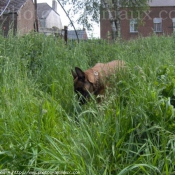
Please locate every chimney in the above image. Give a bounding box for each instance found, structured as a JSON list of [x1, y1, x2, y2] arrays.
[[52, 0, 57, 12]]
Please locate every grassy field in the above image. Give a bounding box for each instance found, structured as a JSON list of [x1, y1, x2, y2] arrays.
[[0, 32, 175, 174]]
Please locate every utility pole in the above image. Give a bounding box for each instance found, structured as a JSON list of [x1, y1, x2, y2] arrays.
[[34, 0, 39, 32], [64, 26, 68, 45]]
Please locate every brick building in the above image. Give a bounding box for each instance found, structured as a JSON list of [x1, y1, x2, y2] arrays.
[[100, 0, 175, 40], [0, 0, 35, 36]]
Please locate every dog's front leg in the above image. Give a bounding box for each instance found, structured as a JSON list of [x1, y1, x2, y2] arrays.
[[95, 88, 105, 103]]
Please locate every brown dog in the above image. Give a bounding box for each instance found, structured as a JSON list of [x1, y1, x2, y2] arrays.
[[71, 60, 125, 104]]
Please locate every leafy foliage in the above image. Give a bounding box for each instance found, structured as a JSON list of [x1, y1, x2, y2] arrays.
[[155, 65, 175, 131], [59, 0, 150, 32]]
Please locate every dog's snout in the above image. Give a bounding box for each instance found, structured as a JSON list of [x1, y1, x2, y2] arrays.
[[75, 88, 90, 105]]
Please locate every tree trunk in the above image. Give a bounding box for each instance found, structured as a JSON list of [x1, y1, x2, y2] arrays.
[[101, 0, 117, 40], [115, 0, 121, 38]]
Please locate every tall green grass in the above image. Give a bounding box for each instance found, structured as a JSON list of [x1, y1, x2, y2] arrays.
[[0, 32, 175, 174]]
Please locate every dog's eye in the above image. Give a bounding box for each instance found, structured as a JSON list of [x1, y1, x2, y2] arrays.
[[78, 77, 85, 82]]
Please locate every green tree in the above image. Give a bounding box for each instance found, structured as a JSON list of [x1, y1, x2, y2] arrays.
[[58, 0, 151, 40]]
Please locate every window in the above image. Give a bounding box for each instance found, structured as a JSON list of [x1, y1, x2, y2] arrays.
[[153, 18, 162, 32], [172, 18, 175, 32], [130, 19, 138, 33]]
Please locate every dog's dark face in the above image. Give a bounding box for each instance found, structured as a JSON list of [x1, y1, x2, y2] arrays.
[[72, 67, 94, 105]]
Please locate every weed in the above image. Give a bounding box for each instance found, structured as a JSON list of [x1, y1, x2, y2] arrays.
[[0, 33, 175, 174]]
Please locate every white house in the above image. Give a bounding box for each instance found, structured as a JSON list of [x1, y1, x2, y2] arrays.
[[37, 0, 62, 35]]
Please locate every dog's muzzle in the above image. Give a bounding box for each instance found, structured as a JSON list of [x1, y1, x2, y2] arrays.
[[76, 90, 90, 105]]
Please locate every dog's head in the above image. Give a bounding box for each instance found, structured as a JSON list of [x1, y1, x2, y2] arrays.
[[71, 67, 95, 105]]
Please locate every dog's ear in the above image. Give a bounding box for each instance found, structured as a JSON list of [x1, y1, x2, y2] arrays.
[[75, 67, 85, 81], [71, 69, 77, 79], [87, 74, 95, 84]]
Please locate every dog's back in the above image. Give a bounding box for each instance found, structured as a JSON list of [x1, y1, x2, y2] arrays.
[[92, 60, 125, 77]]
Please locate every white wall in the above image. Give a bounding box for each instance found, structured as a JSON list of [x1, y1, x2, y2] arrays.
[[45, 10, 63, 30]]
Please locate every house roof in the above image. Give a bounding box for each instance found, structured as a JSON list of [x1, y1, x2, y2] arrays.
[[66, 30, 88, 40], [37, 3, 60, 19], [149, 0, 175, 6], [0, 0, 28, 13]]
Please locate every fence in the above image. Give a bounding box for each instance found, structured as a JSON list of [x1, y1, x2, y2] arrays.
[[39, 26, 73, 45]]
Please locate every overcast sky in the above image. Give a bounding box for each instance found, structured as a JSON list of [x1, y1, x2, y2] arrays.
[[37, 0, 100, 38]]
